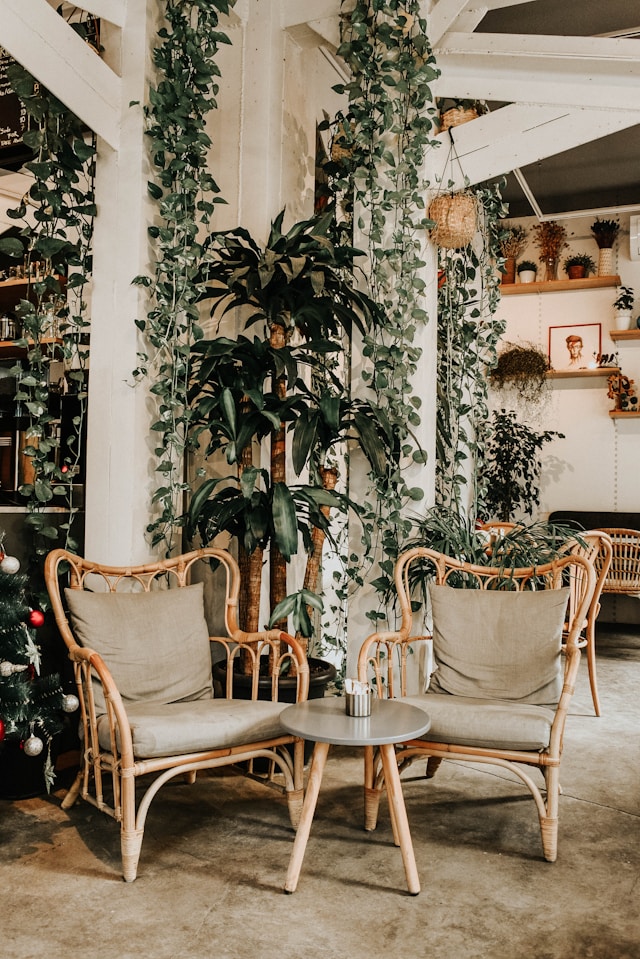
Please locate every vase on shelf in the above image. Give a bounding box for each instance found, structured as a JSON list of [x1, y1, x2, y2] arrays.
[[614, 311, 633, 331], [544, 256, 558, 282], [501, 256, 516, 285], [598, 247, 614, 277]]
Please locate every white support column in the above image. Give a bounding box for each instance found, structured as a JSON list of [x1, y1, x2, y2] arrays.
[[83, 1, 159, 564]]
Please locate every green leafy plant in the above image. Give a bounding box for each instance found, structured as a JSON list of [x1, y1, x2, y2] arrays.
[[0, 60, 94, 588], [489, 341, 550, 401], [481, 409, 563, 522], [563, 253, 596, 276], [325, 0, 440, 625], [134, 0, 234, 555], [613, 286, 634, 311], [187, 211, 392, 671], [517, 260, 537, 274]]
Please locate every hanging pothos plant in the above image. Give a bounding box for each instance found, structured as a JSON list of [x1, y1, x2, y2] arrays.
[[435, 181, 507, 522], [133, 0, 235, 555], [322, 0, 441, 626], [0, 61, 95, 590]]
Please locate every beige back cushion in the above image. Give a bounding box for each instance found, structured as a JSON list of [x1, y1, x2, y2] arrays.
[[65, 584, 213, 715], [427, 584, 570, 705]]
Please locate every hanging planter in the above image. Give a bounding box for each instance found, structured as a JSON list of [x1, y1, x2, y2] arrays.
[[428, 192, 478, 250]]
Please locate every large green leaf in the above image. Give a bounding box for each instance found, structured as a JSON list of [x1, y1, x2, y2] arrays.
[[271, 482, 298, 560]]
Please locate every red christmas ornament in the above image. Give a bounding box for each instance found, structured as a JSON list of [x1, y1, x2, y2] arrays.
[[28, 609, 45, 628], [0, 718, 5, 742]]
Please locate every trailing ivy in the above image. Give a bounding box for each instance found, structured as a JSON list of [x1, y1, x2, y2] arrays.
[[0, 63, 95, 584], [326, 0, 441, 623], [434, 181, 507, 522], [133, 0, 235, 555]]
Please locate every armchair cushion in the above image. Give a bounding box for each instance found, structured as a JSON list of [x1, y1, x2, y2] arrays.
[[97, 698, 287, 759], [405, 693, 556, 750], [65, 584, 213, 715], [427, 584, 570, 705]]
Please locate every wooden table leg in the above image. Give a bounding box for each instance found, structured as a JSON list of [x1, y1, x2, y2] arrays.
[[379, 743, 420, 895], [284, 740, 330, 893]]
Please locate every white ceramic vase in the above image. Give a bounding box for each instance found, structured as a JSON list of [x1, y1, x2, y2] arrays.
[[598, 247, 614, 277], [614, 311, 633, 330], [518, 270, 537, 284]]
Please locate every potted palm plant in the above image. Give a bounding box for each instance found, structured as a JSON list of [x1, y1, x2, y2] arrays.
[[187, 210, 392, 682]]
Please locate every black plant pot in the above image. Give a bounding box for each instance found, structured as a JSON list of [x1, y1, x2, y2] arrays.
[[212, 657, 337, 766], [0, 737, 59, 800], [212, 656, 336, 704]]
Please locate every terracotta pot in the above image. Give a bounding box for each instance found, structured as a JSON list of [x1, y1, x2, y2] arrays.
[[501, 256, 516, 285], [568, 265, 586, 280]]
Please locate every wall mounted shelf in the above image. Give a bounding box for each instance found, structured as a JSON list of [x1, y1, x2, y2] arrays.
[[609, 411, 640, 419], [546, 367, 619, 380], [610, 329, 640, 342], [0, 338, 63, 358], [501, 275, 621, 296]]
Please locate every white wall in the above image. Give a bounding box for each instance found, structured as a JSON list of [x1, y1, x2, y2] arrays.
[[493, 212, 640, 622]]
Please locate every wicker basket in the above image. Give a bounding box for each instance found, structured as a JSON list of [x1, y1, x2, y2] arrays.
[[428, 192, 478, 249], [440, 106, 478, 131]]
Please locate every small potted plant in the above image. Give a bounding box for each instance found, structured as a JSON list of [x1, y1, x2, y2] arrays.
[[591, 218, 620, 276], [613, 286, 634, 330], [498, 223, 528, 284], [517, 259, 537, 284], [563, 253, 596, 280]]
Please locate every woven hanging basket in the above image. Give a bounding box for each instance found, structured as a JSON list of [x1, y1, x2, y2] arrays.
[[440, 106, 479, 131], [428, 192, 478, 249]]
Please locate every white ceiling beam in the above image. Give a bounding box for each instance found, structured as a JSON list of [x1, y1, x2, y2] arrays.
[[432, 103, 640, 191], [429, 0, 475, 45], [58, 0, 126, 29], [280, 0, 339, 29], [0, 0, 121, 148], [433, 32, 640, 111]]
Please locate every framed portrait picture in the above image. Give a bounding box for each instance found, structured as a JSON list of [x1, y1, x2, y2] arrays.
[[548, 323, 602, 372]]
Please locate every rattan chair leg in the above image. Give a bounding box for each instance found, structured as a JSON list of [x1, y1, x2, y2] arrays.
[[61, 769, 83, 810], [121, 826, 145, 883], [364, 786, 382, 831], [286, 788, 304, 829], [585, 620, 601, 716]]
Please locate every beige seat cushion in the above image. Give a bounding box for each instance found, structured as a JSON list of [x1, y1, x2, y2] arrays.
[[428, 584, 570, 706], [97, 699, 288, 759], [65, 584, 213, 715], [404, 693, 556, 751]]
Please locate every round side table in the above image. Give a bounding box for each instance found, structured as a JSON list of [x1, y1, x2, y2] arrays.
[[280, 696, 430, 895]]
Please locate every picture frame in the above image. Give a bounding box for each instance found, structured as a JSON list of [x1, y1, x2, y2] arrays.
[[548, 322, 602, 372]]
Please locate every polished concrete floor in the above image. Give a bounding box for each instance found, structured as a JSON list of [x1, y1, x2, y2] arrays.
[[2, 625, 639, 959]]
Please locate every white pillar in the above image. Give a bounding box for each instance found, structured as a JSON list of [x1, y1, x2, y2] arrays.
[[83, 1, 159, 564]]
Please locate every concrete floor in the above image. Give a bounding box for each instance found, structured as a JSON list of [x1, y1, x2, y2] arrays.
[[2, 625, 639, 959]]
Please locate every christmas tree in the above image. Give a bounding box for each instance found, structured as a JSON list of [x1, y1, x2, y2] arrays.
[[0, 536, 73, 793]]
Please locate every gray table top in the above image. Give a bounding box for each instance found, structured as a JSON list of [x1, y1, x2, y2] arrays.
[[280, 696, 431, 746]]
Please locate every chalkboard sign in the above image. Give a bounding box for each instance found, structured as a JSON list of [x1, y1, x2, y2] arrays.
[[0, 48, 31, 169]]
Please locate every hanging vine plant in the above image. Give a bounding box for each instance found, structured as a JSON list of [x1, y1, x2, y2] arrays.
[[489, 340, 550, 401], [0, 61, 95, 587], [133, 0, 235, 555], [434, 181, 507, 521], [324, 0, 441, 623]]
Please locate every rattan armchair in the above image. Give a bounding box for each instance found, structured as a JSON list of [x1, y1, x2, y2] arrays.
[[45, 547, 310, 882], [358, 547, 595, 863], [595, 528, 640, 597]]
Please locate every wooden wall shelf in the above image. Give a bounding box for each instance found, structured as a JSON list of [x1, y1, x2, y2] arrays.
[[546, 367, 619, 380], [610, 329, 640, 341], [609, 411, 640, 419], [501, 275, 621, 296]]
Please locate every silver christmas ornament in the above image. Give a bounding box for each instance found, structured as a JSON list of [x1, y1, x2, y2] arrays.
[[23, 735, 44, 757], [62, 693, 80, 713], [0, 554, 20, 574]]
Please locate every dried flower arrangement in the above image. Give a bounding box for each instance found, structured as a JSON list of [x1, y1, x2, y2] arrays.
[[591, 218, 620, 249], [531, 220, 568, 280], [499, 223, 528, 259]]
